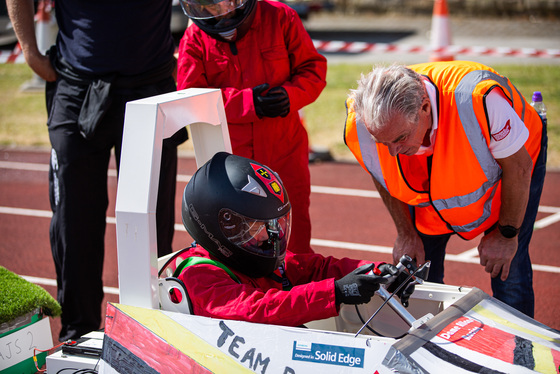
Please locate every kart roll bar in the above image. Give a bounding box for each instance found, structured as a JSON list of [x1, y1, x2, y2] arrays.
[[115, 88, 231, 310]]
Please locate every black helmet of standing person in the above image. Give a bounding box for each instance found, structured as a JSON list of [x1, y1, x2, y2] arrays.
[[179, 0, 257, 42], [182, 152, 291, 278]]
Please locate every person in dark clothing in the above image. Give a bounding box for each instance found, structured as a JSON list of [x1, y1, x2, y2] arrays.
[[7, 0, 188, 341]]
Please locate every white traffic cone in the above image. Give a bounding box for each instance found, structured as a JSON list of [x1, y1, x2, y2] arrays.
[[35, 0, 57, 55], [429, 0, 454, 62], [21, 0, 58, 92]]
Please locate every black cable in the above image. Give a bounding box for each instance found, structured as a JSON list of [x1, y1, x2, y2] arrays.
[[55, 363, 99, 373], [354, 304, 408, 339], [354, 265, 422, 338]]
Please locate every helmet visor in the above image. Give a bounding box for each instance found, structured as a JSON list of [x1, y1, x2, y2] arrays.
[[219, 209, 291, 258], [179, 0, 249, 19]]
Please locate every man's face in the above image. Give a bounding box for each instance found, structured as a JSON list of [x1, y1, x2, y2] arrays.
[[246, 221, 269, 247], [368, 97, 432, 157], [201, 0, 237, 19]]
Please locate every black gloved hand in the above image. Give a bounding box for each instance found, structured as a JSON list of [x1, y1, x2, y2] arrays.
[[378, 263, 399, 278], [385, 267, 416, 307], [334, 263, 387, 305], [253, 83, 290, 118]]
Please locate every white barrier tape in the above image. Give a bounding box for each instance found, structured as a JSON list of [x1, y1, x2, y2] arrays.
[[3, 41, 559, 64], [0, 45, 25, 64], [312, 40, 560, 58], [0, 53, 27, 64]]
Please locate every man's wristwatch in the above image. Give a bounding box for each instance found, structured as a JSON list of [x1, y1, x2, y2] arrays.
[[498, 224, 520, 239]]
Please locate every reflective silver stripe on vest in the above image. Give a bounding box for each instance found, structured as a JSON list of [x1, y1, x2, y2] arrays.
[[356, 116, 387, 190], [433, 70, 507, 232]]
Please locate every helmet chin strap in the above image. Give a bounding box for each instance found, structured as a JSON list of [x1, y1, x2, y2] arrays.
[[219, 28, 237, 41], [213, 12, 240, 41], [268, 263, 293, 291]]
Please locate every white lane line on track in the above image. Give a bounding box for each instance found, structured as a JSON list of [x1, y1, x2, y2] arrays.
[[0, 206, 53, 218], [0, 161, 371, 191], [2, 161, 560, 265], [22, 261, 560, 294], [3, 160, 560, 212], [311, 185, 381, 198], [21, 257, 558, 295], [311, 238, 392, 254], [534, 211, 560, 229], [21, 275, 120, 295], [2, 206, 560, 274], [0, 160, 119, 177], [309, 238, 560, 274], [0, 161, 49, 172], [451, 247, 479, 260], [3, 194, 560, 230]]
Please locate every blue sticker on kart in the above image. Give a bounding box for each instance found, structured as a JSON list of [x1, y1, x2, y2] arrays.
[[292, 341, 364, 368]]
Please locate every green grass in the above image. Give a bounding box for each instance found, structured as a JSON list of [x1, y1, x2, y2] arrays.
[[1, 63, 558, 167], [0, 266, 61, 324], [0, 64, 49, 147]]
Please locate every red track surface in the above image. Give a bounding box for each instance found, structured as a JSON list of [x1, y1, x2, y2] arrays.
[[1, 149, 559, 346]]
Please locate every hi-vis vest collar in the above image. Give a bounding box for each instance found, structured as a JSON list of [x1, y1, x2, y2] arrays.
[[344, 62, 541, 239]]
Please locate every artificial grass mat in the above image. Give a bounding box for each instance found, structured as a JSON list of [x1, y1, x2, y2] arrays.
[[0, 266, 61, 325]]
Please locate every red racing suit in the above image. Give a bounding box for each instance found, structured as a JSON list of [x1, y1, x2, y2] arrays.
[[177, 245, 380, 326], [177, 0, 327, 254]]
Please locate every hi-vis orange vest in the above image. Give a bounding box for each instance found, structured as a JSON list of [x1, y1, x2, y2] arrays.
[[344, 61, 543, 239]]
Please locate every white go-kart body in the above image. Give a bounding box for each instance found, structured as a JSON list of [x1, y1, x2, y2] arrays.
[[94, 89, 559, 374]]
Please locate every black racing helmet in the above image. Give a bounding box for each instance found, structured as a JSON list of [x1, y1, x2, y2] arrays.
[[179, 0, 257, 42], [182, 152, 291, 278]]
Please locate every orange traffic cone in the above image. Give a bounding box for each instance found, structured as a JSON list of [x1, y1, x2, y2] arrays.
[[429, 0, 454, 62]]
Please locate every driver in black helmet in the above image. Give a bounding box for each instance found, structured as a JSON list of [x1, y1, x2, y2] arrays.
[[175, 152, 409, 326]]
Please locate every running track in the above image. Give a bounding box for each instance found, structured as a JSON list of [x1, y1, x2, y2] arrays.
[[1, 149, 559, 346]]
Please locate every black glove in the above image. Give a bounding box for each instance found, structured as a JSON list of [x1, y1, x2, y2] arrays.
[[334, 263, 387, 305], [385, 266, 416, 307], [378, 263, 399, 278], [253, 83, 290, 118]]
